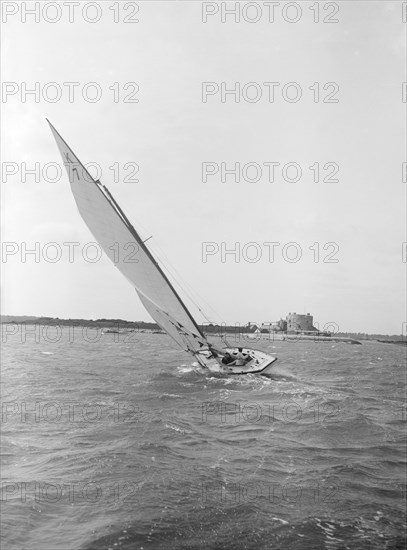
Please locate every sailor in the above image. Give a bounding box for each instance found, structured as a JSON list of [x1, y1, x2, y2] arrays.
[[221, 352, 234, 365], [234, 348, 246, 366]]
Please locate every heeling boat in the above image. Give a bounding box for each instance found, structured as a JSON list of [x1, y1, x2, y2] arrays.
[[47, 120, 277, 376]]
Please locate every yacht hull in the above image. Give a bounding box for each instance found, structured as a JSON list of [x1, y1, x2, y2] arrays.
[[196, 348, 277, 376]]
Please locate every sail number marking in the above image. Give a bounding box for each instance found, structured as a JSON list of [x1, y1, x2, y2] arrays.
[[64, 153, 79, 181]]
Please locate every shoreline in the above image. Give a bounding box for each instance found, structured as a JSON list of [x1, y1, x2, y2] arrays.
[[1, 316, 404, 344]]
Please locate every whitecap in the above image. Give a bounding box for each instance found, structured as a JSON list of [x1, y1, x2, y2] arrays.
[[271, 517, 288, 524]]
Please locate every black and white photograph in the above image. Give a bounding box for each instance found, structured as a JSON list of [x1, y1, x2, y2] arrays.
[[1, 1, 406, 548]]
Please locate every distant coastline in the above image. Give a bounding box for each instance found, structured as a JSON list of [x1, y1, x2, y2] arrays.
[[1, 315, 405, 344], [0, 315, 159, 331]]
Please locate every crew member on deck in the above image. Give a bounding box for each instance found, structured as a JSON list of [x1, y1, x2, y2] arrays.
[[234, 348, 246, 366], [221, 352, 234, 365]]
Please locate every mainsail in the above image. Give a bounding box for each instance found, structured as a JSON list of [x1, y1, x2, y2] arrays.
[[48, 120, 208, 354]]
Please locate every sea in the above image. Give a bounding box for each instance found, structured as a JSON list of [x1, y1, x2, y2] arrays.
[[1, 327, 406, 550]]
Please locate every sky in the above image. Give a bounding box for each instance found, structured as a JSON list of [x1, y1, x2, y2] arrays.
[[1, 1, 406, 334]]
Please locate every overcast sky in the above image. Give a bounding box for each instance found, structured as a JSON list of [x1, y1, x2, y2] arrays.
[[1, 1, 405, 334]]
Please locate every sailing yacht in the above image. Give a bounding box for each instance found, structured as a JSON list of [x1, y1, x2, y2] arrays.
[[48, 121, 277, 375]]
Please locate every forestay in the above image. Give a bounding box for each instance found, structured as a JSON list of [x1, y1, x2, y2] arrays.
[[48, 120, 208, 354]]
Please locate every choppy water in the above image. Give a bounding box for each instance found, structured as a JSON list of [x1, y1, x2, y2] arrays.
[[1, 327, 406, 549]]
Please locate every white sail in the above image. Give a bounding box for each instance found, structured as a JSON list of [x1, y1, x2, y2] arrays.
[[48, 120, 208, 354]]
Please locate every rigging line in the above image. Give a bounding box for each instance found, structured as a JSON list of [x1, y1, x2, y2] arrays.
[[149, 239, 225, 320], [151, 247, 225, 326], [107, 209, 231, 349], [151, 247, 213, 322], [141, 239, 231, 348], [156, 254, 231, 348], [137, 227, 226, 326], [119, 212, 229, 343], [143, 242, 232, 349]]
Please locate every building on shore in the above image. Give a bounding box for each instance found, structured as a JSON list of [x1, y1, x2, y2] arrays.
[[248, 313, 319, 335], [246, 313, 361, 344], [247, 319, 287, 334], [286, 312, 317, 332]]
